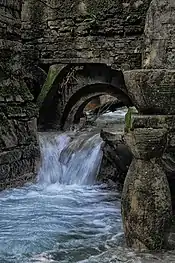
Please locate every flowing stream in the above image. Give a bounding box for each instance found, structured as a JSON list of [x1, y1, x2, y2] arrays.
[[0, 110, 175, 263], [0, 131, 123, 263]]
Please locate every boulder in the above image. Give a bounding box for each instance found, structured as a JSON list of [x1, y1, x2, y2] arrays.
[[98, 128, 132, 185]]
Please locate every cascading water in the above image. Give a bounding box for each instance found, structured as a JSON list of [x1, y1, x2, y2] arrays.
[[38, 133, 103, 186], [0, 131, 123, 263], [1, 109, 175, 263]]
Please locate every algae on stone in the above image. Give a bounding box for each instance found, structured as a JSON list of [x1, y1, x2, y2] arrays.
[[124, 107, 137, 132], [36, 64, 65, 109]]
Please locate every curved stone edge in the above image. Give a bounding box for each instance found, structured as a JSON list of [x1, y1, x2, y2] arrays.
[[123, 69, 175, 115], [36, 64, 66, 109], [122, 114, 174, 250]]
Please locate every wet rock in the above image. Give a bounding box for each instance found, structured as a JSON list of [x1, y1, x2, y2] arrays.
[[98, 128, 132, 185], [0, 149, 22, 165], [81, 246, 175, 263], [0, 113, 18, 149]]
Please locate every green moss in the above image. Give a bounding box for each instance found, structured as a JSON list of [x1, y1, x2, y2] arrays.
[[124, 107, 138, 133], [36, 65, 63, 109], [125, 107, 133, 133]]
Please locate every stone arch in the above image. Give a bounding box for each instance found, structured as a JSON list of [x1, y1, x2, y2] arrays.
[[61, 83, 132, 129], [38, 63, 133, 130]]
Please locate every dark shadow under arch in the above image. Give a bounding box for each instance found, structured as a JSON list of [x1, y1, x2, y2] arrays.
[[74, 96, 125, 124], [60, 83, 133, 129], [38, 63, 134, 131]]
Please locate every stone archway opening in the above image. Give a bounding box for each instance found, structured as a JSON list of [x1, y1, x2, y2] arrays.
[[37, 63, 134, 131], [60, 82, 133, 130], [84, 94, 124, 116]]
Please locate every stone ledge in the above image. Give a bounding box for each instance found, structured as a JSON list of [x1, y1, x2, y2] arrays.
[[0, 79, 33, 102], [124, 69, 175, 114], [0, 173, 36, 191], [101, 128, 124, 143], [131, 115, 175, 130], [0, 144, 40, 165], [0, 149, 22, 165], [125, 128, 168, 160]]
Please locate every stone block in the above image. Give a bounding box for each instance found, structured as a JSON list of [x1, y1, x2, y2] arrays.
[[124, 69, 175, 114], [143, 0, 175, 69], [0, 113, 18, 149], [131, 115, 175, 130], [122, 158, 172, 250], [0, 173, 36, 191], [0, 164, 10, 179], [13, 118, 38, 145], [6, 105, 27, 118], [25, 102, 38, 118], [0, 149, 22, 165], [0, 78, 33, 102], [27, 118, 38, 143], [22, 144, 40, 159], [10, 159, 34, 178], [125, 128, 167, 160]]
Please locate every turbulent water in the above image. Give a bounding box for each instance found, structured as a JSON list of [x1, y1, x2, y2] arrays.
[[0, 131, 123, 263], [0, 110, 175, 263]]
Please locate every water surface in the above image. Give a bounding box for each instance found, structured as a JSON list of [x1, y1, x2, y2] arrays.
[[0, 110, 175, 263], [0, 132, 122, 263]]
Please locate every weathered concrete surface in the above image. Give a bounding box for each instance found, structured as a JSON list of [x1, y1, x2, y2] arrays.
[[0, 1, 40, 190], [122, 113, 175, 250], [121, 0, 175, 250], [22, 0, 151, 69], [143, 0, 175, 69], [122, 158, 172, 250], [124, 69, 175, 114]]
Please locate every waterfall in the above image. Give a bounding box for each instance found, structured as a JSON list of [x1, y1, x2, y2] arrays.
[[38, 132, 103, 186], [0, 109, 174, 263]]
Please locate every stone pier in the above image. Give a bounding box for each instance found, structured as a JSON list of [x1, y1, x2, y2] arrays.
[[121, 0, 175, 250], [122, 115, 173, 249]]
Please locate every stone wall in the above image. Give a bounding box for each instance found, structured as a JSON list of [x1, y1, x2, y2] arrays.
[[143, 0, 175, 69], [22, 0, 151, 71], [0, 1, 40, 190]]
